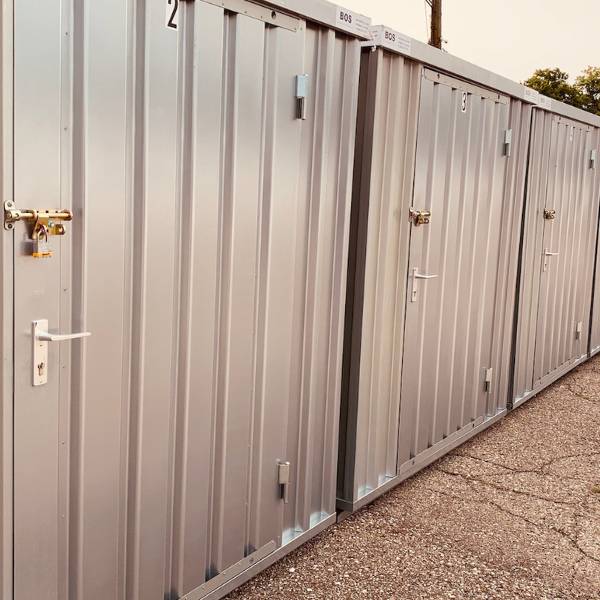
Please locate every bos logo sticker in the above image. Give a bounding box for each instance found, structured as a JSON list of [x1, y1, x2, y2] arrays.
[[166, 0, 179, 30]]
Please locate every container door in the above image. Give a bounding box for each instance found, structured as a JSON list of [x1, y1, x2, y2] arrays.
[[10, 0, 353, 598], [397, 70, 510, 471], [532, 117, 596, 388]]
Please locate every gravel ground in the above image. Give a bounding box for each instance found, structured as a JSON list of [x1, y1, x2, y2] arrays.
[[227, 356, 600, 600]]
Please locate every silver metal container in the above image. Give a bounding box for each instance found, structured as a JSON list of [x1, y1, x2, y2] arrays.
[[513, 107, 600, 407], [338, 27, 535, 513], [0, 1, 368, 598]]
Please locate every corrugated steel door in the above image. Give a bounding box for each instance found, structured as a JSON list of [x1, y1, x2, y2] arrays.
[[10, 1, 359, 599], [532, 116, 597, 386], [398, 70, 509, 471]]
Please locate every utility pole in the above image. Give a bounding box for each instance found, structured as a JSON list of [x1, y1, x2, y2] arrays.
[[429, 0, 442, 49]]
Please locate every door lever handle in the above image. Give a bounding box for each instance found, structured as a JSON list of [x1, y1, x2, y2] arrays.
[[543, 249, 559, 272], [411, 268, 439, 302], [33, 319, 91, 342], [35, 330, 91, 342], [32, 319, 91, 387]]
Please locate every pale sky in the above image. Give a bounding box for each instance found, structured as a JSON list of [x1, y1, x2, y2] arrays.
[[344, 0, 600, 83]]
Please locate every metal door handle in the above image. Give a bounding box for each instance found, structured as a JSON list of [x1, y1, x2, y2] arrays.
[[32, 319, 91, 387], [33, 319, 91, 342], [411, 268, 438, 302], [543, 249, 559, 272], [35, 330, 91, 342]]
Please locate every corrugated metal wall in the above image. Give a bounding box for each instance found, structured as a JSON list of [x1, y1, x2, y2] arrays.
[[339, 52, 534, 511], [398, 70, 510, 471], [513, 111, 599, 405], [489, 99, 533, 413], [10, 1, 360, 599], [338, 49, 420, 506], [588, 129, 600, 355]]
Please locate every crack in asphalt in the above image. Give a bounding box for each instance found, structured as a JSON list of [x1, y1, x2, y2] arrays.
[[452, 451, 600, 479], [424, 473, 600, 567], [434, 464, 581, 507]]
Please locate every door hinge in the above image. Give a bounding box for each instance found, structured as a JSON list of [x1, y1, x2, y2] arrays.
[[503, 129, 513, 157], [576, 321, 583, 340], [484, 368, 493, 393], [277, 461, 291, 504], [295, 74, 309, 120], [591, 149, 597, 169]]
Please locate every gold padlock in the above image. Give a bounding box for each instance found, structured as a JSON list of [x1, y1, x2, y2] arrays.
[[32, 225, 53, 259]]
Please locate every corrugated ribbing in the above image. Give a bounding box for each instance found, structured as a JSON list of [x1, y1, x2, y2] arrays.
[[398, 73, 510, 470], [337, 49, 421, 506], [44, 2, 361, 599], [514, 111, 599, 405], [589, 129, 600, 354], [489, 100, 532, 415]]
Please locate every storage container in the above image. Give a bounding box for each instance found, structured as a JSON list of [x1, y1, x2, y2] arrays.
[[338, 26, 534, 512], [0, 1, 368, 598], [512, 98, 600, 407]]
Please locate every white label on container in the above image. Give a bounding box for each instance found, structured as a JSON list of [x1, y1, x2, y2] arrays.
[[523, 87, 539, 104], [370, 26, 412, 55], [537, 94, 553, 110], [334, 6, 370, 38], [166, 0, 179, 30]]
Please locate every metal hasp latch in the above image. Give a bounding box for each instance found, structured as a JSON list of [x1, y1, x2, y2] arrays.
[[409, 208, 432, 226], [543, 208, 556, 220], [295, 74, 309, 120], [4, 201, 72, 258], [32, 319, 91, 386], [277, 461, 291, 504]]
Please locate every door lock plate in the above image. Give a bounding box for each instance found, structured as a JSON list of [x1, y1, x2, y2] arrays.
[[409, 208, 432, 226], [32, 320, 49, 386]]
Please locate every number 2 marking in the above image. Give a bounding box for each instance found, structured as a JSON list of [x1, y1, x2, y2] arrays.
[[166, 0, 179, 30]]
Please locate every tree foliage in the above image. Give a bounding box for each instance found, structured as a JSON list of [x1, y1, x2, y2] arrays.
[[524, 67, 600, 116], [575, 67, 600, 116]]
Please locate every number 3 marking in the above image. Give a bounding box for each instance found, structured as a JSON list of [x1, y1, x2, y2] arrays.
[[166, 0, 179, 30]]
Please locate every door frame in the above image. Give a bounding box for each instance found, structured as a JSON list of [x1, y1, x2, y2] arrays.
[[531, 115, 593, 387], [1, 0, 14, 597]]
